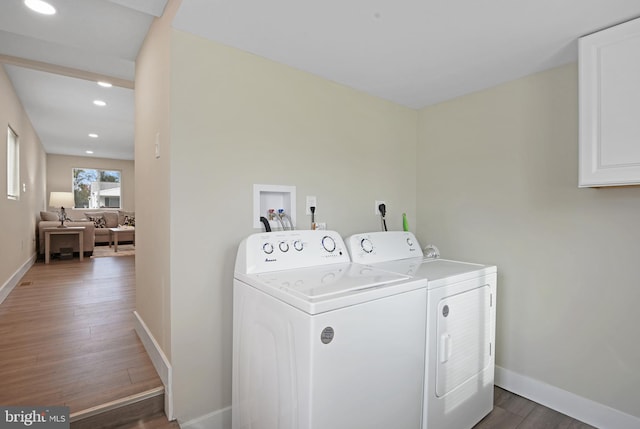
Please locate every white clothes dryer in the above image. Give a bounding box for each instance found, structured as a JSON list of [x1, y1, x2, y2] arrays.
[[233, 230, 428, 429], [346, 231, 497, 429]]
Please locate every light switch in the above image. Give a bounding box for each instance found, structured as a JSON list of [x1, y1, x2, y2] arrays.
[[155, 132, 160, 159]]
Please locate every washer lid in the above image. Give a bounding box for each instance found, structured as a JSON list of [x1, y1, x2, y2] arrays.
[[240, 262, 424, 314], [256, 263, 410, 298]]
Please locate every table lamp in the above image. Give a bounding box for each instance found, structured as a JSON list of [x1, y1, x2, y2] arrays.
[[49, 191, 75, 228]]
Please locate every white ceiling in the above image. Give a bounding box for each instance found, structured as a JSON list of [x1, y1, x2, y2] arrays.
[[4, 64, 135, 160], [173, 0, 640, 108], [1, 0, 639, 160]]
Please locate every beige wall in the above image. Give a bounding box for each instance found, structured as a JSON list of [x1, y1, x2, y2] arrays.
[[134, 0, 176, 362], [46, 154, 135, 219], [0, 64, 46, 290], [164, 30, 417, 422], [417, 63, 640, 418]]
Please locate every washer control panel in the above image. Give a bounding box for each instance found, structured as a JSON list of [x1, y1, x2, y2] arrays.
[[238, 230, 350, 274], [345, 231, 423, 264]]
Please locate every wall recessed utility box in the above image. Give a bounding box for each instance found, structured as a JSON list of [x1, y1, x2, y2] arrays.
[[253, 184, 296, 230]]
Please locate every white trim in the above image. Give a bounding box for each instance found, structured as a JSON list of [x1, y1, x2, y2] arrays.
[[69, 387, 164, 422], [133, 311, 174, 421], [180, 406, 231, 429], [0, 253, 36, 304], [495, 366, 640, 429]]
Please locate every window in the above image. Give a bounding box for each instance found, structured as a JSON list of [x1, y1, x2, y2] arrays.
[[7, 126, 19, 200], [72, 168, 121, 208]]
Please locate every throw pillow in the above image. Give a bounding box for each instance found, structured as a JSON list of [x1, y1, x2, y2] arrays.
[[118, 210, 132, 225], [40, 211, 59, 221], [124, 215, 135, 227], [85, 211, 104, 220], [87, 215, 106, 228], [102, 211, 119, 228]]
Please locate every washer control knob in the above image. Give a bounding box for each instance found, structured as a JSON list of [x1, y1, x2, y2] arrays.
[[279, 241, 289, 252], [361, 238, 374, 253], [262, 242, 274, 254], [322, 236, 336, 253], [406, 237, 414, 247], [293, 240, 304, 251]]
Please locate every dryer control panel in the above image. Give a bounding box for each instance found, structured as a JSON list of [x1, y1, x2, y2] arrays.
[[236, 230, 350, 274], [346, 231, 423, 264]]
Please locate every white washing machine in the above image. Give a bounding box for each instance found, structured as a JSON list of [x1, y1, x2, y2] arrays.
[[346, 231, 497, 429], [233, 230, 428, 429]]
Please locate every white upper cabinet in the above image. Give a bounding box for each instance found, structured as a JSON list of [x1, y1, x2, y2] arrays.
[[579, 18, 640, 187]]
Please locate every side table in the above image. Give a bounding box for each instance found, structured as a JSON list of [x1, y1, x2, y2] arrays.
[[109, 227, 135, 252], [43, 226, 85, 264]]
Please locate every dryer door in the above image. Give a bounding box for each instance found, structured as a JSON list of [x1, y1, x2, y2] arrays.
[[435, 285, 492, 397]]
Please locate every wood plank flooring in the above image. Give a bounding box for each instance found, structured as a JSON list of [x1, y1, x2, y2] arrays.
[[474, 387, 597, 429], [0, 256, 164, 415]]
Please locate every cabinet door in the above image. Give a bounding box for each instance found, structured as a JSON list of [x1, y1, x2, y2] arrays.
[[579, 18, 640, 187]]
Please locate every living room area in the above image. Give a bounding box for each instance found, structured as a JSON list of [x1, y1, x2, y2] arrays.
[[38, 154, 136, 262]]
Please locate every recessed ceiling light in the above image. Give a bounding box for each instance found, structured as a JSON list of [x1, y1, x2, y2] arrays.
[[88, 133, 99, 138], [97, 81, 112, 88], [24, 0, 56, 15], [93, 100, 107, 107], [85, 150, 94, 154]]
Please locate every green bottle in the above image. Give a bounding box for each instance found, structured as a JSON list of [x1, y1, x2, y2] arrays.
[[402, 213, 409, 232]]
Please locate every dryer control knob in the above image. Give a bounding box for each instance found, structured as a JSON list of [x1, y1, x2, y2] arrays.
[[262, 242, 274, 254], [406, 237, 414, 247], [293, 240, 304, 251], [322, 236, 336, 253], [279, 241, 289, 252], [361, 238, 374, 253]]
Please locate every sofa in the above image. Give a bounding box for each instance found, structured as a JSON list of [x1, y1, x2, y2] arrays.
[[83, 210, 135, 245], [38, 210, 135, 257]]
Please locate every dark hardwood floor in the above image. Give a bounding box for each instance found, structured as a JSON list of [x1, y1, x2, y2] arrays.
[[474, 387, 597, 429], [0, 255, 176, 428]]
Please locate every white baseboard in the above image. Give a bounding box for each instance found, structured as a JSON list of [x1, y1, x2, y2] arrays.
[[133, 311, 174, 421], [495, 366, 640, 429], [180, 406, 231, 429], [0, 253, 36, 304]]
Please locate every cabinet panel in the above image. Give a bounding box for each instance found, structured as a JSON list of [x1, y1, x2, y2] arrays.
[[579, 18, 640, 187]]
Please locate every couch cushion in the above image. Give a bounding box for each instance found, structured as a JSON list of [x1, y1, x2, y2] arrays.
[[40, 211, 59, 221]]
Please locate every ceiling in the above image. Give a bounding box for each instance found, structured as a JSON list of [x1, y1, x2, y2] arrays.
[[1, 0, 640, 160], [0, 0, 168, 160], [172, 0, 640, 108]]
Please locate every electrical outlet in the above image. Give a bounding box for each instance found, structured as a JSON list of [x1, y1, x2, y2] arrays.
[[315, 222, 326, 230], [375, 200, 386, 215], [306, 196, 317, 215]]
